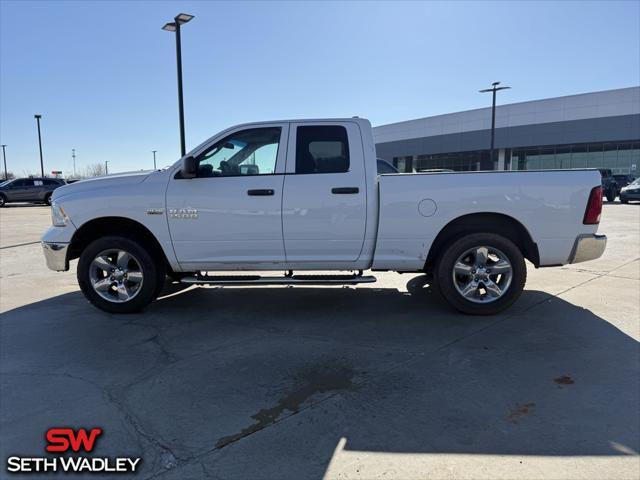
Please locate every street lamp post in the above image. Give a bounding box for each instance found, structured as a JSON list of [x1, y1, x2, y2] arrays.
[[34, 114, 45, 177], [163, 13, 194, 158], [152, 150, 157, 169], [479, 82, 511, 170], [105, 161, 109, 175], [72, 148, 76, 177], [1, 144, 7, 180]]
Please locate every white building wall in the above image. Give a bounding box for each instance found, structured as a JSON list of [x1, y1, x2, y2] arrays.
[[373, 87, 640, 144]]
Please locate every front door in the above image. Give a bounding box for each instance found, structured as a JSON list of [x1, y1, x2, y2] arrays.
[[282, 122, 367, 266], [8, 179, 35, 201], [166, 124, 288, 270]]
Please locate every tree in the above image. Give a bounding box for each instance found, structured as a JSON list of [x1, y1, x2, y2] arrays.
[[75, 163, 106, 179]]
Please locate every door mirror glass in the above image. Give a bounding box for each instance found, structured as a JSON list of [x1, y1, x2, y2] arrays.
[[181, 155, 197, 179]]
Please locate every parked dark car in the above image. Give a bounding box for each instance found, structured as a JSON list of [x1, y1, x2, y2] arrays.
[[613, 174, 636, 189], [598, 169, 619, 202], [620, 177, 640, 204], [0, 177, 66, 207]]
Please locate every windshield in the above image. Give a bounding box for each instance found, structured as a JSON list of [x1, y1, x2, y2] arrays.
[[630, 178, 640, 186], [0, 179, 12, 187]]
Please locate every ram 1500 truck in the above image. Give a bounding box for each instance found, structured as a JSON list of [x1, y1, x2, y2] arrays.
[[41, 118, 606, 315]]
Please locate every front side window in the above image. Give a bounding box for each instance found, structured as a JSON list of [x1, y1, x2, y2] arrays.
[[12, 179, 33, 187], [196, 127, 281, 177], [296, 125, 350, 174]]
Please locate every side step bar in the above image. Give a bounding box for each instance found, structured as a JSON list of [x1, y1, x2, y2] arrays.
[[180, 273, 377, 286]]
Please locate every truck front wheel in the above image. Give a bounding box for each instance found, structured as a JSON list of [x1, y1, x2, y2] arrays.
[[435, 233, 526, 315], [77, 236, 165, 314]]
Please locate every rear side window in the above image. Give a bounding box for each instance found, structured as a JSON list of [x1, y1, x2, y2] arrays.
[[295, 125, 350, 174], [44, 179, 60, 185]]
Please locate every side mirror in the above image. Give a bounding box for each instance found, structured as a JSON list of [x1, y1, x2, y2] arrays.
[[181, 155, 197, 179]]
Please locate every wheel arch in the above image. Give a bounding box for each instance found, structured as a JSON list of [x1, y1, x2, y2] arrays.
[[424, 212, 540, 273], [68, 216, 172, 272]]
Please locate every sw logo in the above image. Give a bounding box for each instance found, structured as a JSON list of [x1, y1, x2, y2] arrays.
[[46, 427, 103, 452], [5, 427, 142, 475]]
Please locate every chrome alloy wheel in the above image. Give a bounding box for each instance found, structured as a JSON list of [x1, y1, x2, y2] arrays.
[[452, 246, 513, 304], [89, 249, 144, 303]]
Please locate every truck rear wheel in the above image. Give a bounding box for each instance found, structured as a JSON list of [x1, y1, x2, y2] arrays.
[[435, 233, 526, 315], [77, 236, 165, 314]]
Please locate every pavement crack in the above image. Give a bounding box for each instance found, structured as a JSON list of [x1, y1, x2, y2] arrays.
[[105, 387, 184, 471]]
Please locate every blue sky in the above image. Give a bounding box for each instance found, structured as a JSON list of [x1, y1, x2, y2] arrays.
[[1, 0, 639, 176]]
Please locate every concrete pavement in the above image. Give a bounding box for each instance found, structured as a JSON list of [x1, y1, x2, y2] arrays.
[[0, 204, 638, 479]]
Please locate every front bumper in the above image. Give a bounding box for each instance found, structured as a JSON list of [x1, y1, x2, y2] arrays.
[[42, 242, 69, 271], [568, 234, 607, 264]]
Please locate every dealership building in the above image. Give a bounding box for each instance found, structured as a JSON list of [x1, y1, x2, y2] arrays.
[[374, 86, 640, 174]]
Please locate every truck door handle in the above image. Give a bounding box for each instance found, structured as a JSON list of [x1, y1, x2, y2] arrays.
[[247, 189, 275, 196], [331, 187, 359, 194]]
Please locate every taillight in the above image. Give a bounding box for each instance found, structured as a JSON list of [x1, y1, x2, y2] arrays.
[[583, 186, 603, 225]]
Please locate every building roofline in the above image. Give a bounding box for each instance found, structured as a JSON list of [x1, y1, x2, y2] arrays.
[[374, 86, 640, 129]]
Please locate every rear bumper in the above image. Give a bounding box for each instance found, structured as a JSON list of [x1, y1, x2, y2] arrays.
[[568, 234, 607, 264], [42, 242, 69, 271]]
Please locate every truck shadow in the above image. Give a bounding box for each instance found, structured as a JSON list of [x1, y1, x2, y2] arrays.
[[1, 280, 638, 479]]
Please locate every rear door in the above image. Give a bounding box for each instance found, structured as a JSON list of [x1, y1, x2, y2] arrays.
[[282, 122, 367, 265], [31, 179, 46, 200]]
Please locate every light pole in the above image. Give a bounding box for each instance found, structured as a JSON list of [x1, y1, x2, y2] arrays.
[[152, 150, 157, 169], [105, 161, 109, 175], [479, 81, 510, 170], [1, 144, 7, 180], [163, 13, 194, 157], [72, 148, 76, 177], [34, 114, 45, 177]]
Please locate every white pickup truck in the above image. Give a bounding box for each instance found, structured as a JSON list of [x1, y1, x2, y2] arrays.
[[42, 118, 606, 315]]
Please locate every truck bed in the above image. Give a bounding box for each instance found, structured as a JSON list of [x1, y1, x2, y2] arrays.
[[373, 169, 602, 270]]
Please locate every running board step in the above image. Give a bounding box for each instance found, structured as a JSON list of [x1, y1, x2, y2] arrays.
[[180, 274, 377, 286]]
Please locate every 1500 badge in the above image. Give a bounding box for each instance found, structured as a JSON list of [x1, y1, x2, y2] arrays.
[[169, 208, 198, 219]]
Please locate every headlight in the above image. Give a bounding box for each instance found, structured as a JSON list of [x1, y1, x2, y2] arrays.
[[51, 201, 69, 227]]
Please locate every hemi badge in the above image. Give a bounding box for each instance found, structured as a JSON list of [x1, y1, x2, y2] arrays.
[[146, 208, 164, 215]]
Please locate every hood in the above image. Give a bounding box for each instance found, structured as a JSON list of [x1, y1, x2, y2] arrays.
[[53, 170, 153, 200]]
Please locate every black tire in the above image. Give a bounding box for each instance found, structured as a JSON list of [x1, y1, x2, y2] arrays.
[[606, 189, 616, 202], [0, 194, 5, 207], [435, 233, 526, 315], [620, 197, 628, 204], [77, 236, 165, 314], [44, 193, 52, 205]]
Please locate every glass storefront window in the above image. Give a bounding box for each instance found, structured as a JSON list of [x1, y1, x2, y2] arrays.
[[390, 140, 639, 173], [586, 144, 603, 169], [556, 146, 571, 169], [603, 144, 618, 170], [571, 145, 588, 168], [617, 144, 640, 174], [539, 148, 555, 169]]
